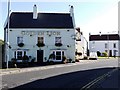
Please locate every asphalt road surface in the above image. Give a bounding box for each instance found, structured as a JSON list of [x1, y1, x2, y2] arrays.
[[1, 58, 119, 89]]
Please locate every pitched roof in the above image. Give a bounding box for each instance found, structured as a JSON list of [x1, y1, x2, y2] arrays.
[[5, 12, 74, 29], [89, 34, 120, 41]]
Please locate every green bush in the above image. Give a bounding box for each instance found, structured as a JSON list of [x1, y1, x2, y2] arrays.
[[102, 52, 108, 57], [0, 39, 4, 46]]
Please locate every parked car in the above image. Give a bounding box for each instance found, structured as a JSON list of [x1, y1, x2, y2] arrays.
[[89, 52, 98, 60]]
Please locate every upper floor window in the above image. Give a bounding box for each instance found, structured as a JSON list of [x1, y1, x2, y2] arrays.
[[113, 43, 116, 48], [105, 43, 107, 48], [105, 50, 108, 53], [92, 41, 95, 44], [37, 37, 45, 47], [17, 37, 23, 44], [76, 32, 81, 41], [38, 37, 44, 43], [55, 37, 61, 44]]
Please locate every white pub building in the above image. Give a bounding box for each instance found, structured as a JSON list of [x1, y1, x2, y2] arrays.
[[4, 5, 76, 65]]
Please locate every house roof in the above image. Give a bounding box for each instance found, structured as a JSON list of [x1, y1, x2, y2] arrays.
[[89, 34, 120, 41], [5, 12, 74, 29]]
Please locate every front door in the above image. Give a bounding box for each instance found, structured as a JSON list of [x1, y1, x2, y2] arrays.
[[37, 50, 43, 65], [109, 50, 112, 57], [114, 50, 117, 56]]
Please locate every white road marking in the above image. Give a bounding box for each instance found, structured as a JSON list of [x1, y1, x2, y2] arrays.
[[81, 68, 118, 89]]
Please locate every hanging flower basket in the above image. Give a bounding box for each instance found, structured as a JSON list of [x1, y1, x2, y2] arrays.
[[55, 43, 62, 47], [36, 43, 45, 47], [18, 43, 24, 47]]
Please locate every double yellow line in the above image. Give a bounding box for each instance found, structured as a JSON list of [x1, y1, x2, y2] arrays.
[[81, 68, 118, 90]]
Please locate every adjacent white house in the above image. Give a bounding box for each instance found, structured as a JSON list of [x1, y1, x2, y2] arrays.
[[75, 28, 88, 60], [89, 34, 120, 57], [4, 5, 76, 65]]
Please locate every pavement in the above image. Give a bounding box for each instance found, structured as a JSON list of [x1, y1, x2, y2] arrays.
[[0, 58, 118, 76], [0, 60, 95, 75]]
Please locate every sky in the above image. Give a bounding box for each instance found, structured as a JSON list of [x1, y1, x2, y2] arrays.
[[0, 0, 119, 41]]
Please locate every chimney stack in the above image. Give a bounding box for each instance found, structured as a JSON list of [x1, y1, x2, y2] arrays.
[[69, 5, 74, 17], [33, 4, 37, 19], [69, 5, 76, 28]]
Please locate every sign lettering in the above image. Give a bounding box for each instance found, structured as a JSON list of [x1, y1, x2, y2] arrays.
[[21, 31, 61, 36]]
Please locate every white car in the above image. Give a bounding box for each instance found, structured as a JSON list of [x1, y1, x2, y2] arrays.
[[89, 52, 98, 60]]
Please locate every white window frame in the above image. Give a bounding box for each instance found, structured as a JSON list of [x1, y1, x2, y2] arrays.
[[13, 50, 27, 60], [76, 32, 81, 41], [105, 43, 107, 48], [113, 43, 116, 48], [52, 50, 65, 61], [55, 37, 62, 44], [37, 36, 44, 43], [17, 37, 23, 44]]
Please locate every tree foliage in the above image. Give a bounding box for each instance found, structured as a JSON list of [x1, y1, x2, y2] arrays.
[[0, 39, 4, 46]]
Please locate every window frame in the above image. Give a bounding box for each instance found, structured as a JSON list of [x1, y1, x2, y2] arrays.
[[52, 50, 65, 60], [37, 37, 44, 44], [113, 43, 116, 48], [105, 43, 107, 48], [55, 37, 62, 44], [76, 32, 81, 41], [14, 50, 26, 60], [17, 37, 23, 44]]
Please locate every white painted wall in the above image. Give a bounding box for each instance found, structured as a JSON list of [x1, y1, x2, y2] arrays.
[[89, 40, 119, 56], [75, 33, 88, 59], [8, 28, 75, 62]]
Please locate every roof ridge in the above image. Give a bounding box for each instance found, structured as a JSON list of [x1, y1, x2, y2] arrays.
[[11, 11, 70, 14], [90, 34, 119, 36]]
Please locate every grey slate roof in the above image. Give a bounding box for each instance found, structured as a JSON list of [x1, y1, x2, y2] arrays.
[[89, 34, 120, 41], [5, 12, 74, 29]]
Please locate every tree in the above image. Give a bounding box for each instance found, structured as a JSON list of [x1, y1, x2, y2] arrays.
[[0, 39, 4, 46]]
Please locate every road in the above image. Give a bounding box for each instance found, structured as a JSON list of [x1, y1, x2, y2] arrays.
[[1, 58, 119, 89]]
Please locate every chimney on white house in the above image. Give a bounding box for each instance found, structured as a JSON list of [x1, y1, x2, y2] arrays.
[[69, 5, 76, 28], [69, 5, 74, 17], [33, 4, 37, 19]]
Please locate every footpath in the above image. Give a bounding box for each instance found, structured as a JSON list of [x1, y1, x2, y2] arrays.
[[0, 58, 117, 76]]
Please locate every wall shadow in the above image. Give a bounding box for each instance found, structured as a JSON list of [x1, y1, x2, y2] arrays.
[[9, 67, 119, 90]]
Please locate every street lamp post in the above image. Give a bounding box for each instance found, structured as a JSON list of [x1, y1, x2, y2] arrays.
[[99, 31, 109, 59], [107, 32, 109, 59], [106, 31, 117, 59], [99, 31, 118, 59]]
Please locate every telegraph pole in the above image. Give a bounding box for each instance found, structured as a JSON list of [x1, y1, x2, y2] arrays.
[[6, 0, 10, 68]]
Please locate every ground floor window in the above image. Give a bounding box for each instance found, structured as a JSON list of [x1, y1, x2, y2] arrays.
[[52, 50, 64, 60], [56, 51, 61, 60], [14, 50, 26, 60], [105, 50, 108, 53]]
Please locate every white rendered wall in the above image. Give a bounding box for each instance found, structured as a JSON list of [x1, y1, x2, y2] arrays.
[[8, 28, 75, 62], [89, 40, 119, 56]]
